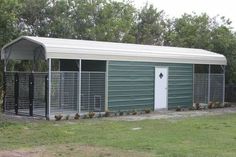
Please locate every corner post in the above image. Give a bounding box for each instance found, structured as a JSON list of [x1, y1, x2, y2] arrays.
[[47, 58, 52, 119], [78, 59, 81, 114], [192, 64, 195, 105], [222, 65, 225, 105]]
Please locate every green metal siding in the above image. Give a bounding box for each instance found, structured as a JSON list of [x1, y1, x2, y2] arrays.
[[108, 61, 193, 111]]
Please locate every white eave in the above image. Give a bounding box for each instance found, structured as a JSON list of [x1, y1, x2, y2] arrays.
[[1, 36, 227, 65]]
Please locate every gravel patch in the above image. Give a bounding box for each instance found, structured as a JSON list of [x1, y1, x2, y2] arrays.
[[108, 107, 236, 121]]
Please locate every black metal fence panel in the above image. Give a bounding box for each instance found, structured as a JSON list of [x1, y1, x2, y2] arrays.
[[4, 72, 47, 117], [225, 84, 236, 102]]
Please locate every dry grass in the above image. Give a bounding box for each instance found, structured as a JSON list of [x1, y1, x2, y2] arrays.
[[0, 144, 154, 157]]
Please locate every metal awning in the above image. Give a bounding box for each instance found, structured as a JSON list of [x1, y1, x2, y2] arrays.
[[1, 36, 227, 65]]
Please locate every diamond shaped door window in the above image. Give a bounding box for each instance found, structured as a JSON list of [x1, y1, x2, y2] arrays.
[[159, 73, 163, 79]]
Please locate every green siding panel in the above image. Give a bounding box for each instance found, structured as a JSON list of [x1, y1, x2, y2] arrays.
[[108, 61, 193, 111]]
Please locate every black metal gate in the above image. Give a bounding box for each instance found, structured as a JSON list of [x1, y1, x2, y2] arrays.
[[4, 72, 48, 117]]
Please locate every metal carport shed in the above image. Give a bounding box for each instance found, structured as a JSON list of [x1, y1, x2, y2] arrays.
[[1, 36, 227, 119]]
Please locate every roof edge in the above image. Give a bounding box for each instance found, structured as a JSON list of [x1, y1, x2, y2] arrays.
[[1, 36, 47, 60]]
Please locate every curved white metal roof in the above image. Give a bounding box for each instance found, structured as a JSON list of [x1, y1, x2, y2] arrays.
[[1, 36, 227, 65]]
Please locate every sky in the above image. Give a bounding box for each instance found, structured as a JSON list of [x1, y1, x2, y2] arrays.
[[129, 0, 236, 30]]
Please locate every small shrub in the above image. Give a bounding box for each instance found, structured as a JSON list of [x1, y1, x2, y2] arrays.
[[176, 106, 181, 111], [65, 115, 70, 120], [212, 102, 217, 108], [144, 109, 151, 114], [119, 111, 124, 116], [132, 110, 137, 115], [88, 112, 95, 118], [195, 103, 200, 110], [55, 114, 63, 121], [104, 110, 110, 117], [74, 113, 80, 120], [208, 101, 213, 109]]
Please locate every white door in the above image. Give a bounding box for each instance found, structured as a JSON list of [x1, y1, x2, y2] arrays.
[[155, 67, 168, 109]]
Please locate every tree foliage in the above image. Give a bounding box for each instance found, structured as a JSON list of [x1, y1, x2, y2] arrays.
[[135, 4, 165, 45], [1, 0, 236, 83]]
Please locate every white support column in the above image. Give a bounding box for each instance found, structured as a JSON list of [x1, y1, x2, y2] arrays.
[[207, 64, 211, 104], [222, 65, 225, 105], [192, 64, 195, 105], [48, 59, 52, 119], [105, 60, 109, 111], [78, 59, 82, 113]]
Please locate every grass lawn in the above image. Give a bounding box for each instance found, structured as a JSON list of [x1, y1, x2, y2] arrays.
[[0, 113, 236, 157]]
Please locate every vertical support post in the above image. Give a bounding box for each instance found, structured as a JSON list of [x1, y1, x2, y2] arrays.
[[192, 64, 195, 105], [3, 59, 7, 113], [14, 73, 19, 115], [29, 73, 34, 116], [47, 59, 52, 119], [45, 75, 48, 119], [222, 65, 225, 105], [208, 64, 211, 104], [78, 59, 81, 113], [4, 59, 6, 72], [3, 56, 8, 113], [2, 72, 6, 112], [105, 60, 109, 111], [58, 71, 62, 112], [32, 51, 35, 72], [88, 72, 90, 112]]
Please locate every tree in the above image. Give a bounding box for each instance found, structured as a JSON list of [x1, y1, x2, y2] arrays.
[[0, 0, 21, 47], [94, 0, 136, 42], [211, 25, 236, 83], [1, 0, 236, 84], [168, 13, 213, 49], [165, 13, 236, 83], [135, 4, 165, 45], [0, 0, 22, 89]]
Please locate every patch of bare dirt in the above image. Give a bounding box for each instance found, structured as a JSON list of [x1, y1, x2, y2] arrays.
[[0, 144, 154, 157], [0, 147, 49, 157]]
